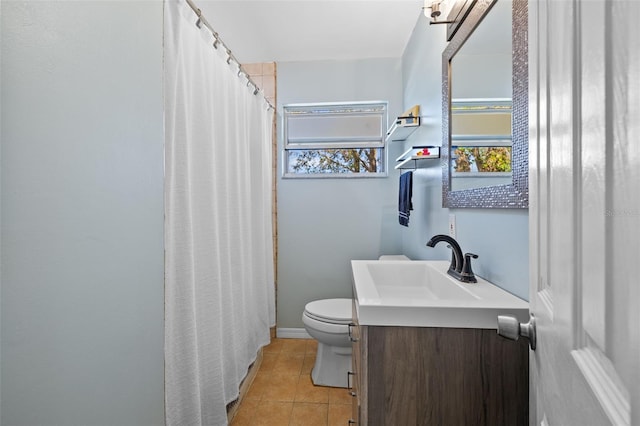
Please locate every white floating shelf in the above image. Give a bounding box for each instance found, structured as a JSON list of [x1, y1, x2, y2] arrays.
[[386, 116, 421, 142], [395, 146, 440, 170]]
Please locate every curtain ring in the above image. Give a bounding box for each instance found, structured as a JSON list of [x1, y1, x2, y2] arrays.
[[212, 32, 220, 49], [195, 8, 203, 28]]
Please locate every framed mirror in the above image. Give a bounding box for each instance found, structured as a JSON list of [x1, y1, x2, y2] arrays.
[[442, 0, 528, 208]]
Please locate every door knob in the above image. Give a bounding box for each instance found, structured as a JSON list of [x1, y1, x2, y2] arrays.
[[497, 314, 536, 350]]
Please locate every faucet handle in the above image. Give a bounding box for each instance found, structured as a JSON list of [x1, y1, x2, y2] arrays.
[[461, 253, 478, 283]]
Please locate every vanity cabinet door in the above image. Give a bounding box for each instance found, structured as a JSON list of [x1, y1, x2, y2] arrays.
[[363, 326, 528, 426]]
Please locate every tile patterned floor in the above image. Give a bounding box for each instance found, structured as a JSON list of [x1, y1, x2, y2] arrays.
[[230, 338, 353, 426]]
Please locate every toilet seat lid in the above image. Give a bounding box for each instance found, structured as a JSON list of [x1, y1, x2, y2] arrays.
[[304, 298, 352, 324]]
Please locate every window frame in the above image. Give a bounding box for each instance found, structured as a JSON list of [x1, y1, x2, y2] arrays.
[[282, 101, 389, 179]]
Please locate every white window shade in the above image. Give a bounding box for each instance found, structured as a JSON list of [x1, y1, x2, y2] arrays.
[[286, 113, 384, 147]]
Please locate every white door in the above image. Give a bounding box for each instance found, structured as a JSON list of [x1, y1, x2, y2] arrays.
[[528, 0, 639, 425]]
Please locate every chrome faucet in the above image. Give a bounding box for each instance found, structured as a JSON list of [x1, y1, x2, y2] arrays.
[[426, 234, 478, 283]]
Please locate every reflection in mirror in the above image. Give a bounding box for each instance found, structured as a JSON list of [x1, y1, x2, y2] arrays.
[[450, 99, 512, 191], [442, 0, 528, 208], [450, 1, 512, 191]]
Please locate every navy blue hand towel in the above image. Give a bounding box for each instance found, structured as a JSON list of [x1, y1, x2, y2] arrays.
[[398, 171, 413, 226]]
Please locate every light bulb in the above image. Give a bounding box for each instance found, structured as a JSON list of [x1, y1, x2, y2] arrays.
[[423, 0, 431, 18], [424, 0, 443, 19]]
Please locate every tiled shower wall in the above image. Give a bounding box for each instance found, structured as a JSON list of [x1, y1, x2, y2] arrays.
[[244, 62, 278, 334]]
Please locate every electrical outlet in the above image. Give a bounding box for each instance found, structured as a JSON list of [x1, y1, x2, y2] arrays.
[[449, 214, 456, 238]]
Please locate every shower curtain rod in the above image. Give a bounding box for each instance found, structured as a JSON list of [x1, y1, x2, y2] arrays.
[[184, 0, 275, 111]]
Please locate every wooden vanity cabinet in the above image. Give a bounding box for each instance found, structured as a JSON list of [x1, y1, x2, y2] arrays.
[[349, 303, 528, 426]]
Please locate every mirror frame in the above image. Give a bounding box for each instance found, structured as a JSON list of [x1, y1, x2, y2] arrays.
[[442, 0, 528, 208]]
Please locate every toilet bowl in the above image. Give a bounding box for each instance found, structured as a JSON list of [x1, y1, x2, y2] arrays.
[[302, 298, 353, 388]]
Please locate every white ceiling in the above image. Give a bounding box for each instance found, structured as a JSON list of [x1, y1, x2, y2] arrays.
[[197, 0, 425, 63]]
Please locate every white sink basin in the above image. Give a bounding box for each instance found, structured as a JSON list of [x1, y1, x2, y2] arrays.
[[367, 261, 480, 301], [351, 260, 529, 328]]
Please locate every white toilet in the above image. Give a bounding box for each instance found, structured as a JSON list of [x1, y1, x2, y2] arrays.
[[302, 298, 353, 388]]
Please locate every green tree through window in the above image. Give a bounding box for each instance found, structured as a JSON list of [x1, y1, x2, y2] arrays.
[[289, 148, 380, 174], [453, 147, 511, 172]]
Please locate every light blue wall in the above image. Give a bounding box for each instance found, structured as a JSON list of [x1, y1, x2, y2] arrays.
[[400, 14, 529, 300], [1, 2, 165, 425], [277, 59, 405, 329]]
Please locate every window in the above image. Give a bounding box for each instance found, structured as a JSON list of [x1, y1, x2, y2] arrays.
[[451, 99, 512, 174], [283, 102, 388, 178]]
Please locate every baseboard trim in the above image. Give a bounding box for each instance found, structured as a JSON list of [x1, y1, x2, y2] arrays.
[[276, 328, 312, 339]]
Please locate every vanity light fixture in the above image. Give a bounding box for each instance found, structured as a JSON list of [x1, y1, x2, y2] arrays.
[[423, 0, 456, 24]]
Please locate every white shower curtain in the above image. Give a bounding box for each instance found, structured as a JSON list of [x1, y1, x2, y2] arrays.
[[164, 1, 275, 424]]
